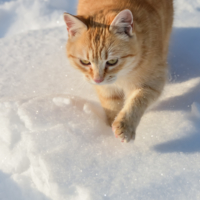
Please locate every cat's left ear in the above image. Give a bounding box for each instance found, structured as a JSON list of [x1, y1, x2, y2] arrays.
[[109, 9, 134, 36], [63, 13, 87, 38]]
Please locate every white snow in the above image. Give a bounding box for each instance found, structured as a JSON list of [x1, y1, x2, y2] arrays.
[[0, 0, 200, 200]]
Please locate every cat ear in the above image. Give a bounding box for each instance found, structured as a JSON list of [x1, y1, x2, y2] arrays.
[[109, 9, 134, 36], [63, 13, 87, 38]]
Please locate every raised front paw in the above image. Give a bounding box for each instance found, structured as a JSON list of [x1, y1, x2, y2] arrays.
[[112, 113, 136, 143]]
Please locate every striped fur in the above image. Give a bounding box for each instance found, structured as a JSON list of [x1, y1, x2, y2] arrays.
[[64, 0, 173, 142]]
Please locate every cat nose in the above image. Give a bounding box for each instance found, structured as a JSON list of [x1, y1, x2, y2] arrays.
[[94, 78, 104, 83]]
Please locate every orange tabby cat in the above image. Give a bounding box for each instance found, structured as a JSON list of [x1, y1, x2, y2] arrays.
[[63, 0, 173, 142]]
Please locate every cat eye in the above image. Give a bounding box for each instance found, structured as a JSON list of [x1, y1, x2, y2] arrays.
[[80, 59, 91, 65], [106, 59, 118, 66]]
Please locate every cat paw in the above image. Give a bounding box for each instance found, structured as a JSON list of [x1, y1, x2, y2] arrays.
[[112, 115, 136, 143]]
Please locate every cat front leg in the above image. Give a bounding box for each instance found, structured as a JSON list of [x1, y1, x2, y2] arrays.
[[95, 86, 124, 126], [102, 97, 124, 126], [112, 86, 162, 142]]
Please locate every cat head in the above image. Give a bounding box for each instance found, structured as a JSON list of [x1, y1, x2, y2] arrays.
[[64, 9, 139, 85]]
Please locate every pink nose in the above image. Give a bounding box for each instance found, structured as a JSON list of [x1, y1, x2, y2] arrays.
[[94, 78, 104, 83]]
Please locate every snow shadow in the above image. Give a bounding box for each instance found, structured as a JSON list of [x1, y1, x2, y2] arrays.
[[153, 81, 200, 112], [168, 27, 200, 82], [152, 112, 200, 153], [0, 8, 16, 38], [153, 120, 200, 154], [0, 170, 52, 200], [152, 28, 200, 154], [153, 28, 200, 112]]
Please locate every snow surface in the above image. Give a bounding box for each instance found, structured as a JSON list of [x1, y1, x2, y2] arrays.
[[0, 0, 200, 199]]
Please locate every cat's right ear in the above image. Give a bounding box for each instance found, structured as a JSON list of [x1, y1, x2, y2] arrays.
[[63, 13, 87, 38]]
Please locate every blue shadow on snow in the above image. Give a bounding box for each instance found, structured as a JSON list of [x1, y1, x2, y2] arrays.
[[153, 27, 200, 154]]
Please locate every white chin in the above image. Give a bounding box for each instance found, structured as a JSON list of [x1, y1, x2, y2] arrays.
[[91, 82, 104, 85]]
